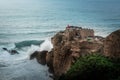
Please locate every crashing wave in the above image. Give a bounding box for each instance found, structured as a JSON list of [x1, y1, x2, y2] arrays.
[[15, 40, 44, 48]]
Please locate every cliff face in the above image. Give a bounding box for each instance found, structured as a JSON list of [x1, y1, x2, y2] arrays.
[[47, 28, 104, 79], [30, 27, 120, 80], [104, 29, 120, 57]]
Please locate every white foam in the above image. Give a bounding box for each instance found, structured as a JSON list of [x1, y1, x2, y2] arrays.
[[39, 38, 53, 52], [26, 45, 40, 57], [0, 44, 40, 64], [0, 38, 53, 64]]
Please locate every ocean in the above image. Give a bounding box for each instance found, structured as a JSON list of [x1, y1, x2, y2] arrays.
[[0, 0, 120, 80]]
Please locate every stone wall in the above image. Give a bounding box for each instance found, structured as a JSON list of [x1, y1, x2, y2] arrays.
[[79, 28, 94, 39], [65, 27, 94, 40]]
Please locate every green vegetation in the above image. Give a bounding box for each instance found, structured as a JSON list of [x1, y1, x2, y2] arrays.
[[59, 54, 120, 80]]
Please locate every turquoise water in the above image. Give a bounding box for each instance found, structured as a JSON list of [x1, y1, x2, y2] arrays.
[[0, 0, 120, 80], [0, 0, 120, 44]]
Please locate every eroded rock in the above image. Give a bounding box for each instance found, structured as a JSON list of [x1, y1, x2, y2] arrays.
[[104, 29, 120, 57], [31, 27, 107, 80], [2, 48, 19, 55], [46, 27, 104, 79], [30, 50, 48, 65]]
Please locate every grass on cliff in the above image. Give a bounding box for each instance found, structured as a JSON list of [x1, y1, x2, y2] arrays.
[[59, 54, 120, 80]]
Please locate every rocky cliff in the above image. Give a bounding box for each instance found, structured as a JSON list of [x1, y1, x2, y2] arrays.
[[48, 28, 104, 79], [30, 27, 120, 80], [104, 29, 120, 57]]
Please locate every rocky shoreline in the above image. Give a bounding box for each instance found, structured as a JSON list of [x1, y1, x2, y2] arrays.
[[30, 26, 120, 80]]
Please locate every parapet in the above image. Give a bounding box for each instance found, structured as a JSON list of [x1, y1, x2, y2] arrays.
[[65, 26, 94, 39]]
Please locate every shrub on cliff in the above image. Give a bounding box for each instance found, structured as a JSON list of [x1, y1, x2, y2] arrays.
[[59, 54, 120, 80]]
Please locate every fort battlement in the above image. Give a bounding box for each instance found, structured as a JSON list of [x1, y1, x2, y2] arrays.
[[65, 26, 94, 40]]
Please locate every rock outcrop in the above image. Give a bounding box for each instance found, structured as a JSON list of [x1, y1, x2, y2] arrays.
[[46, 27, 104, 79], [30, 50, 48, 65], [2, 48, 19, 55], [104, 29, 120, 57], [31, 26, 120, 80]]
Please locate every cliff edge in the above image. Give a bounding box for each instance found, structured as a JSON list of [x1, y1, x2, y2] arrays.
[[47, 26, 104, 79], [30, 26, 120, 80]]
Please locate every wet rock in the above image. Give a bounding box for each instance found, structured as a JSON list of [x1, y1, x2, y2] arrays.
[[10, 50, 19, 55], [30, 50, 48, 65], [30, 51, 39, 60], [2, 48, 19, 55], [2, 48, 7, 50], [37, 50, 48, 65]]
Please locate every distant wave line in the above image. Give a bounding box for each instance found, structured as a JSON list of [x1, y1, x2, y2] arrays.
[[0, 31, 58, 35]]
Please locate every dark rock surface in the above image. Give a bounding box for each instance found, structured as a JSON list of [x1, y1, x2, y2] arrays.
[[2, 48, 19, 55], [30, 50, 48, 65]]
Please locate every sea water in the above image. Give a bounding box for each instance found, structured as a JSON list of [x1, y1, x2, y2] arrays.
[[0, 0, 120, 80]]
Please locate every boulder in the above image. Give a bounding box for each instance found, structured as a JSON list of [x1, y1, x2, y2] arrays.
[[30, 51, 39, 60], [2, 48, 19, 55], [30, 50, 48, 65], [37, 50, 48, 65]]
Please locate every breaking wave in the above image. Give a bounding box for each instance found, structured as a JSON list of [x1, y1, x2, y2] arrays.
[[40, 39, 53, 52], [15, 40, 44, 48], [0, 38, 53, 62]]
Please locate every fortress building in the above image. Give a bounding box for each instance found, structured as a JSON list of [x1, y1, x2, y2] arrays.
[[65, 26, 94, 41]]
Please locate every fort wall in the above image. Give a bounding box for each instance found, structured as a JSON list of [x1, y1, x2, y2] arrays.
[[65, 26, 94, 40]]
